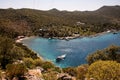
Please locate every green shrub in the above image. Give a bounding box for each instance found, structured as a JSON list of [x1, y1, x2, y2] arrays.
[[106, 45, 120, 62], [34, 59, 43, 67], [43, 71, 58, 80], [53, 67, 62, 73], [10, 45, 25, 60], [87, 45, 120, 65], [6, 63, 27, 80], [23, 58, 35, 69], [86, 61, 120, 80], [87, 50, 108, 64], [63, 67, 77, 77], [76, 64, 88, 80], [41, 61, 55, 71]]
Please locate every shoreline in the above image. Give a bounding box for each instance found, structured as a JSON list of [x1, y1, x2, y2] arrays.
[[15, 30, 119, 67], [48, 30, 118, 40], [16, 30, 119, 42], [15, 36, 36, 43], [15, 36, 44, 60]]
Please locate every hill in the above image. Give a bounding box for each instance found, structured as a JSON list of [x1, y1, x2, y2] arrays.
[[0, 5, 120, 38]]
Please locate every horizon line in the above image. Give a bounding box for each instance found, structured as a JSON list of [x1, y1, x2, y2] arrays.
[[0, 5, 119, 12]]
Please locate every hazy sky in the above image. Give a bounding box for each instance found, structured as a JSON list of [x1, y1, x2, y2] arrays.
[[0, 0, 120, 11]]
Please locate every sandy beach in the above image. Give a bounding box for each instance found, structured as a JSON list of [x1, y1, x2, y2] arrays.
[[15, 36, 36, 43]]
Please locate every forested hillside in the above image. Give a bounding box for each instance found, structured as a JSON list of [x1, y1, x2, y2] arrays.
[[0, 5, 120, 38]]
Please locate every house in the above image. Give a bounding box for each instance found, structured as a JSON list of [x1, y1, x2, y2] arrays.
[[76, 21, 85, 25], [17, 36, 25, 39]]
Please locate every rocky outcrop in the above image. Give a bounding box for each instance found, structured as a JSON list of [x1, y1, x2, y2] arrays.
[[57, 73, 76, 80], [25, 68, 43, 80]]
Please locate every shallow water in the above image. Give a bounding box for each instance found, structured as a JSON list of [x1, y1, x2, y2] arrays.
[[22, 32, 120, 68]]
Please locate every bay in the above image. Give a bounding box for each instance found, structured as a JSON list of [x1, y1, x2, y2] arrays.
[[21, 32, 120, 68]]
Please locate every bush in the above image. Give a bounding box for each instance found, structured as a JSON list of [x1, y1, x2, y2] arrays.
[[106, 45, 120, 62], [6, 63, 27, 80], [10, 45, 26, 60], [41, 61, 55, 71], [63, 67, 77, 77], [43, 71, 58, 80], [86, 61, 120, 80], [87, 50, 108, 64], [76, 64, 88, 80], [23, 58, 35, 69], [53, 67, 62, 73], [87, 45, 120, 64], [34, 59, 43, 67]]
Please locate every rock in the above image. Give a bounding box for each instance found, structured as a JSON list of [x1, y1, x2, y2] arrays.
[[12, 77, 19, 80], [57, 73, 76, 80], [25, 68, 43, 80]]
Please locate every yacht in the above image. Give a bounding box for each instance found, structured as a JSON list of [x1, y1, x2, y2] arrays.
[[56, 54, 66, 62]]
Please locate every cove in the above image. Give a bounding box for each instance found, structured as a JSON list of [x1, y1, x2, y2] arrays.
[[21, 32, 120, 68]]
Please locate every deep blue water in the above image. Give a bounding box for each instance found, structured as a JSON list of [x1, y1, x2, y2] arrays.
[[22, 32, 120, 68]]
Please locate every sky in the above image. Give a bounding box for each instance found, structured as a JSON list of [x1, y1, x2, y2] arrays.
[[0, 0, 120, 11]]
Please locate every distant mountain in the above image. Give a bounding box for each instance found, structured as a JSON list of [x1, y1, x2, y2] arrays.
[[49, 8, 59, 12], [0, 5, 120, 38], [95, 5, 120, 18]]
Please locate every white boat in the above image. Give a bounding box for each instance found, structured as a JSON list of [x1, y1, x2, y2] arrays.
[[107, 30, 111, 33], [56, 54, 66, 62]]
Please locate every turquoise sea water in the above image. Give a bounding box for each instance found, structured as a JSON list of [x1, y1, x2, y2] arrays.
[[22, 32, 120, 68]]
